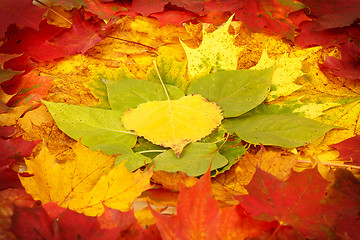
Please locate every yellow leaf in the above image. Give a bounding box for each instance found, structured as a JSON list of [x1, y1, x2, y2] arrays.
[[180, 15, 244, 79], [251, 47, 321, 101], [20, 141, 152, 216], [122, 94, 223, 157]]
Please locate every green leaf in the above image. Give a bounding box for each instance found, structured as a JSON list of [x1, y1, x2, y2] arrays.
[[104, 79, 185, 111], [147, 55, 189, 92], [217, 139, 246, 173], [187, 68, 273, 117], [43, 101, 137, 154], [223, 112, 336, 148], [90, 142, 133, 155], [153, 142, 228, 177], [115, 152, 152, 172]]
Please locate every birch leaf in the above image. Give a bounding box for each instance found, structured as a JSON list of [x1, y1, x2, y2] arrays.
[[180, 15, 244, 79], [122, 94, 223, 157]]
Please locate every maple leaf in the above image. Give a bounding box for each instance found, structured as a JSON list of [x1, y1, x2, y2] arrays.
[[122, 94, 223, 157], [251, 48, 322, 101], [232, 0, 306, 40], [319, 42, 360, 80], [51, 10, 105, 55], [236, 168, 337, 238], [0, 0, 47, 38], [20, 141, 152, 216], [180, 15, 244, 79], [151, 171, 263, 240], [330, 135, 360, 165]]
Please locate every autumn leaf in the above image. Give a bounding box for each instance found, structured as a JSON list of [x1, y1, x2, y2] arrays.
[[236, 167, 346, 239], [180, 15, 244, 79], [122, 94, 223, 156], [331, 135, 360, 165], [151, 171, 264, 240], [20, 141, 152, 216], [319, 42, 360, 80], [0, 0, 47, 38]]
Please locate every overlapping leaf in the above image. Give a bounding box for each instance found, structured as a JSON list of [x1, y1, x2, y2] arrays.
[[20, 141, 152, 216], [122, 94, 223, 157]]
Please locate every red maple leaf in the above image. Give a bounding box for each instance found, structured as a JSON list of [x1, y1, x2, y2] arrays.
[[151, 171, 264, 240], [330, 135, 360, 164], [231, 0, 303, 40], [0, 0, 47, 39], [236, 168, 335, 239], [319, 42, 360, 80], [51, 10, 106, 55], [0, 126, 41, 191]]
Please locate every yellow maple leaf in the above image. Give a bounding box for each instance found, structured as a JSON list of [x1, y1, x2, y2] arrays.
[[180, 15, 244, 80], [20, 141, 152, 216], [251, 47, 322, 101], [122, 94, 223, 157]]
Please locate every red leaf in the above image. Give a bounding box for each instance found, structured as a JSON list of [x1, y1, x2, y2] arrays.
[[0, 127, 40, 190], [330, 135, 360, 164], [151, 171, 263, 239], [299, 0, 360, 30], [0, 0, 47, 38], [150, 10, 197, 26], [0, 188, 36, 239], [130, 0, 204, 16], [233, 0, 302, 40], [236, 168, 333, 239], [319, 42, 360, 80], [98, 207, 161, 239], [7, 71, 53, 107], [55, 209, 121, 240], [51, 10, 105, 55], [329, 169, 360, 239], [9, 205, 55, 240]]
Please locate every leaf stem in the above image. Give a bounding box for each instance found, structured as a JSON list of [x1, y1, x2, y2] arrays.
[[100, 35, 158, 51], [153, 60, 170, 100], [297, 160, 360, 170], [138, 150, 167, 154]]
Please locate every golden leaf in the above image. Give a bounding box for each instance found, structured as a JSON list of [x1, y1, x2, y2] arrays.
[[122, 94, 223, 156], [20, 141, 152, 216]]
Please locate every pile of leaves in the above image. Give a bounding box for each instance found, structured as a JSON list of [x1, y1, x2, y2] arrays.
[[1, 0, 360, 239]]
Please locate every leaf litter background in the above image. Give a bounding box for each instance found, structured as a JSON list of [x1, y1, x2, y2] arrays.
[[1, 0, 360, 239]]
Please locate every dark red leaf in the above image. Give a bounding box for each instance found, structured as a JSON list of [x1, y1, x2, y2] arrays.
[[319, 42, 360, 80], [9, 205, 55, 240], [328, 169, 360, 239], [130, 0, 204, 16], [0, 129, 40, 190], [299, 0, 360, 30], [331, 135, 360, 164], [295, 21, 360, 48], [51, 10, 105, 55], [236, 168, 333, 239], [0, 0, 47, 39], [55, 209, 121, 240]]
